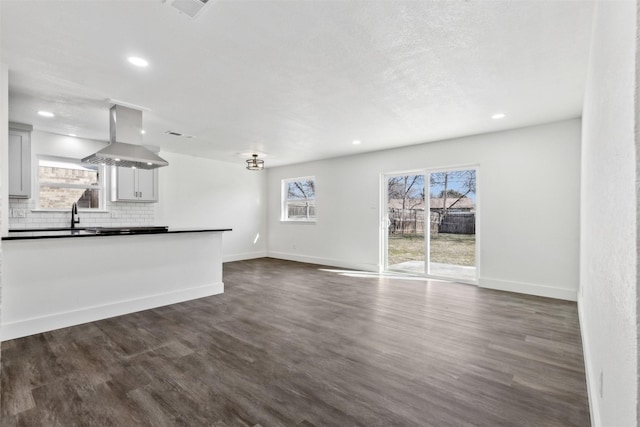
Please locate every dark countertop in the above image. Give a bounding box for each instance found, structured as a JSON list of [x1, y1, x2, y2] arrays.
[[3, 227, 232, 241]]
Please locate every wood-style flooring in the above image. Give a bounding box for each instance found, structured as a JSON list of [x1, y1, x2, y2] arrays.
[[1, 258, 590, 426]]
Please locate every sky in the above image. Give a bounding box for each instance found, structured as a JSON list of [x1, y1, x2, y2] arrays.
[[390, 170, 477, 203]]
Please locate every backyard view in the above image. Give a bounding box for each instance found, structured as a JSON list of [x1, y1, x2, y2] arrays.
[[387, 169, 477, 280], [388, 233, 476, 266]]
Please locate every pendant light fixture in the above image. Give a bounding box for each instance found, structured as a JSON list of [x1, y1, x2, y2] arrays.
[[246, 154, 264, 171]]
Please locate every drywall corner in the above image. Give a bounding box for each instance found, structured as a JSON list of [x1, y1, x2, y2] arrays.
[[636, 1, 640, 424], [580, 1, 639, 426]]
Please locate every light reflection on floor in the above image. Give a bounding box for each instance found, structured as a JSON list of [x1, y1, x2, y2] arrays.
[[319, 262, 476, 284], [387, 261, 477, 283], [318, 268, 448, 282]]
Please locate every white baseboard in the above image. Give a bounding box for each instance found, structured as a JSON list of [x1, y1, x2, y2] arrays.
[[223, 251, 268, 263], [267, 251, 378, 272], [577, 296, 599, 427], [479, 277, 577, 301], [1, 282, 224, 341]]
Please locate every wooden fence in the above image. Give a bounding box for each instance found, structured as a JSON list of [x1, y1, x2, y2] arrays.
[[438, 213, 475, 234], [287, 203, 316, 219], [388, 210, 426, 234], [389, 209, 475, 235]]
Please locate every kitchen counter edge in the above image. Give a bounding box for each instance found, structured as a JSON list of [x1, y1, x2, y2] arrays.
[[2, 228, 232, 241]]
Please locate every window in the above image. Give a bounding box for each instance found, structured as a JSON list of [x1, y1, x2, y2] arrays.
[[282, 177, 316, 221], [38, 158, 104, 209]]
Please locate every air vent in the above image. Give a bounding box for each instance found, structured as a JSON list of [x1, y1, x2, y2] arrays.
[[165, 130, 195, 139], [171, 0, 209, 18]]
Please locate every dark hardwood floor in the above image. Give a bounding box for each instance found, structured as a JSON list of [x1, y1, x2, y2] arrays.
[[1, 258, 590, 426]]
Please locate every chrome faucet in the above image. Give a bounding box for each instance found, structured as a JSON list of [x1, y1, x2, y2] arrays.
[[70, 202, 80, 228]]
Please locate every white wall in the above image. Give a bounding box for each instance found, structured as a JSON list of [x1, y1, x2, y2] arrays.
[[267, 119, 581, 301], [155, 151, 268, 262], [1, 64, 8, 237], [579, 1, 638, 426], [2, 231, 224, 340], [30, 129, 106, 159], [1, 62, 8, 380]]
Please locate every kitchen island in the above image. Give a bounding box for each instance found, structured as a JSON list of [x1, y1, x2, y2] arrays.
[[1, 227, 231, 340]]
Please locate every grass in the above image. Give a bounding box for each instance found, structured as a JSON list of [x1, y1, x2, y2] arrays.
[[429, 233, 476, 266], [388, 233, 476, 266]]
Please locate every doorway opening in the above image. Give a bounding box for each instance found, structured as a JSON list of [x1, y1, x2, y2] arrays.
[[384, 167, 478, 283]]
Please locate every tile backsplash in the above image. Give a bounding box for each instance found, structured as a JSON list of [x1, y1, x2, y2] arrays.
[[8, 198, 156, 229]]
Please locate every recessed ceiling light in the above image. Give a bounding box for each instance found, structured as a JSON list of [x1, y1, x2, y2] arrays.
[[37, 111, 55, 118], [491, 113, 506, 119], [147, 162, 153, 166], [352, 140, 362, 145], [69, 133, 77, 137], [141, 130, 146, 134], [127, 56, 149, 67], [114, 158, 121, 162]]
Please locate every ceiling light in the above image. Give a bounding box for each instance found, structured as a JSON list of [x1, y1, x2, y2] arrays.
[[246, 154, 264, 171], [128, 56, 149, 67], [141, 130, 146, 134], [69, 133, 76, 137], [491, 113, 506, 119], [352, 140, 362, 145], [37, 111, 55, 118]]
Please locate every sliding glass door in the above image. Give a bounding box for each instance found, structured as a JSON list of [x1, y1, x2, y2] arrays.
[[385, 174, 426, 274], [384, 167, 478, 283], [427, 169, 477, 282]]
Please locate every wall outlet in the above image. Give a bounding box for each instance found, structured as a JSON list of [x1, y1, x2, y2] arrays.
[[599, 369, 604, 398], [11, 209, 26, 218]]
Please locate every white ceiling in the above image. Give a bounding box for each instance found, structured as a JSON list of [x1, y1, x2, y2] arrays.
[[1, 0, 594, 168]]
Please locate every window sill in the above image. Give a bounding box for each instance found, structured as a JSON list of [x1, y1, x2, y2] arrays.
[[280, 220, 317, 224], [31, 209, 110, 214]]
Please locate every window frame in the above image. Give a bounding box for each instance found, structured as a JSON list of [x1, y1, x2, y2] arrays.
[[281, 176, 317, 223], [36, 155, 106, 211]]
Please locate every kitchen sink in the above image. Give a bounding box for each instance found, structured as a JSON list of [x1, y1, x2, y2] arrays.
[[84, 226, 169, 235]]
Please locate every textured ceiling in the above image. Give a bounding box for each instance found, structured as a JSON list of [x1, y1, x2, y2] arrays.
[[1, 0, 594, 167]]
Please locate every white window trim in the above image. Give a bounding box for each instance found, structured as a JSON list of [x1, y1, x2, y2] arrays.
[[36, 155, 106, 211], [281, 176, 316, 223]]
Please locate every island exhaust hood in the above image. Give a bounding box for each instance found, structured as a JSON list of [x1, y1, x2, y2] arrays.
[[82, 105, 169, 169]]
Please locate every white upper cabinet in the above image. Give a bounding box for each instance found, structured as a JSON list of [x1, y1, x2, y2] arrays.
[[112, 166, 158, 202], [136, 169, 157, 201], [8, 123, 33, 198]]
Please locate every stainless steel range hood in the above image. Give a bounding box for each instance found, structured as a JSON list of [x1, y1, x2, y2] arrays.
[[82, 105, 169, 169]]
